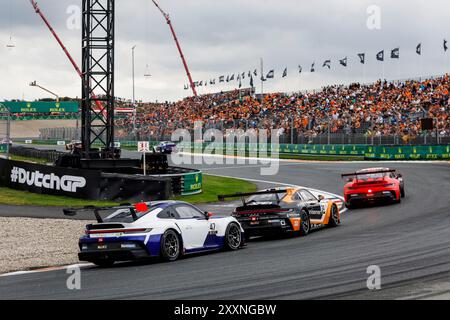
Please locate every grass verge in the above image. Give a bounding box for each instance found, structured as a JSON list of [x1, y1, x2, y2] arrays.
[[175, 174, 256, 204], [9, 155, 50, 164], [0, 175, 256, 207]]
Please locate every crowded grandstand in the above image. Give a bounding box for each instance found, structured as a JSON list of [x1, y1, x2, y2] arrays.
[[112, 75, 449, 144]]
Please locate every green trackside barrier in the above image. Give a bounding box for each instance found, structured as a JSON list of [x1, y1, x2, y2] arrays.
[[365, 145, 450, 160], [179, 143, 368, 156], [19, 140, 449, 160], [0, 144, 7, 154], [182, 172, 203, 196]]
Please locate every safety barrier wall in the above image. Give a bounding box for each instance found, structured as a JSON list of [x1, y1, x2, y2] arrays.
[[0, 158, 172, 202], [6, 145, 203, 197], [13, 140, 450, 160]]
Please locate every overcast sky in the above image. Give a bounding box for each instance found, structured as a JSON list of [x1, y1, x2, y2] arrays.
[[1, 0, 449, 103]]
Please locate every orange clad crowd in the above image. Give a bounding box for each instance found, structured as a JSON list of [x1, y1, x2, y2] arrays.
[[115, 75, 449, 140]]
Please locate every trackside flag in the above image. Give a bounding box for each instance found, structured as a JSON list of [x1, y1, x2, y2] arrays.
[[250, 75, 254, 87], [298, 65, 302, 74], [376, 50, 384, 61], [323, 60, 331, 69], [391, 48, 400, 59], [219, 76, 225, 83], [444, 39, 448, 52], [282, 67, 287, 78], [416, 43, 421, 55], [339, 57, 348, 67], [266, 70, 275, 79], [311, 62, 315, 72], [358, 53, 365, 64]]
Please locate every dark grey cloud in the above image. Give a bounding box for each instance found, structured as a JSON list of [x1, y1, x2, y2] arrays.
[[1, 0, 450, 102]]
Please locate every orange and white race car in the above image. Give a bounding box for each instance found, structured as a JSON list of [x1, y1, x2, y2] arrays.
[[219, 188, 341, 239]]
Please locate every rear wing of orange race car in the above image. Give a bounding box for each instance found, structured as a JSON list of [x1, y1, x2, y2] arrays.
[[218, 189, 289, 205]]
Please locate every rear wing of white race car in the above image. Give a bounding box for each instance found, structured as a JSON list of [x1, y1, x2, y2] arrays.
[[63, 202, 150, 223]]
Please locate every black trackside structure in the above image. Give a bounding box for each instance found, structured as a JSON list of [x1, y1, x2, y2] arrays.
[[82, 0, 115, 159]]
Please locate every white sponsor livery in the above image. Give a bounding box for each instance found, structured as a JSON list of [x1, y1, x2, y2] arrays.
[[10, 167, 86, 193]]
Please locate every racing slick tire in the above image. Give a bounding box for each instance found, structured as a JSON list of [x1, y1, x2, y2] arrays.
[[327, 204, 340, 228], [160, 229, 181, 262], [400, 186, 405, 198], [92, 258, 115, 267], [224, 223, 242, 250], [297, 209, 311, 236]]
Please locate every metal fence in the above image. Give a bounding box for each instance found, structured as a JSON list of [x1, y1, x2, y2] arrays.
[[38, 125, 450, 146]]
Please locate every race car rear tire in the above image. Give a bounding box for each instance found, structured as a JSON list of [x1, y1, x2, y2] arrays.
[[400, 187, 405, 198], [92, 259, 115, 267], [298, 209, 310, 236], [160, 229, 181, 262], [327, 204, 339, 228], [224, 223, 242, 250]]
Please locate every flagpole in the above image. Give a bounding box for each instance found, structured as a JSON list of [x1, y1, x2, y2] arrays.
[[298, 69, 301, 93], [260, 58, 264, 96], [363, 63, 366, 85], [420, 48, 423, 80]]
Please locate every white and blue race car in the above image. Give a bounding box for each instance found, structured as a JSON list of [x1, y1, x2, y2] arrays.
[[64, 201, 244, 266]]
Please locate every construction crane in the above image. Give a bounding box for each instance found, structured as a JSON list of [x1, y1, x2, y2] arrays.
[[151, 0, 197, 97], [29, 0, 104, 111]]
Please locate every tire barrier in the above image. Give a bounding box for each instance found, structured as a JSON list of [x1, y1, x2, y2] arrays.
[[9, 146, 66, 163], [148, 169, 203, 196]]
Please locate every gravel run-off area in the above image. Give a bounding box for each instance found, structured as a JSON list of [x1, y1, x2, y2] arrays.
[[0, 217, 92, 274]]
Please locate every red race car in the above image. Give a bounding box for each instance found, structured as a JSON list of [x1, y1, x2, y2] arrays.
[[341, 168, 405, 209]]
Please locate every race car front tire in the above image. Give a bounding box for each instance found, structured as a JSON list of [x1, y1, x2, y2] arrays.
[[224, 223, 242, 250], [327, 204, 339, 228], [400, 186, 405, 198], [160, 229, 181, 262]]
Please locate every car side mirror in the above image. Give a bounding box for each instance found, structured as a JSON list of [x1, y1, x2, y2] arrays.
[[318, 195, 325, 201], [205, 212, 213, 219]]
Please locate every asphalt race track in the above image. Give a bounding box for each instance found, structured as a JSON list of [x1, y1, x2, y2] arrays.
[[0, 149, 449, 299]]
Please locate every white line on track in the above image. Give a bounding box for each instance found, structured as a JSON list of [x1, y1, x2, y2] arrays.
[[0, 263, 93, 277], [208, 174, 347, 214]]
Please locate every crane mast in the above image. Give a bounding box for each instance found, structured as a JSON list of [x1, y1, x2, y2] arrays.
[[29, 0, 104, 111], [151, 0, 198, 97]]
